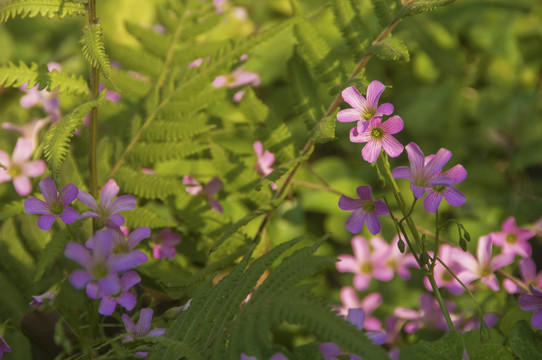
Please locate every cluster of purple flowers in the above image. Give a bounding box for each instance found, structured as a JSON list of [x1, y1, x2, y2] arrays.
[[337, 81, 467, 235]]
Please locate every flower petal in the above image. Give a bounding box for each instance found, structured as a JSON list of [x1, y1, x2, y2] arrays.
[[127, 227, 151, 249], [366, 81, 385, 109], [122, 314, 137, 333], [346, 308, 365, 330], [424, 148, 452, 178], [376, 102, 394, 116], [443, 164, 467, 184], [365, 213, 382, 235], [136, 308, 153, 335], [37, 214, 58, 231], [110, 195, 136, 213], [338, 195, 361, 211], [120, 271, 141, 289], [24, 197, 49, 215], [361, 140, 382, 163], [147, 328, 166, 337], [204, 177, 223, 197], [373, 200, 389, 216], [12, 138, 34, 163], [356, 186, 372, 201], [13, 175, 32, 196], [100, 179, 120, 207], [442, 186, 466, 207], [381, 135, 403, 158], [60, 206, 79, 224], [520, 294, 542, 311], [22, 160, 46, 177], [380, 115, 403, 134], [342, 86, 367, 111], [98, 297, 118, 316], [117, 291, 137, 311], [391, 166, 412, 181], [423, 191, 443, 214], [69, 270, 92, 289], [345, 208, 366, 233], [337, 108, 361, 122], [65, 242, 91, 267], [61, 183, 79, 204], [97, 274, 121, 296], [77, 190, 98, 211]]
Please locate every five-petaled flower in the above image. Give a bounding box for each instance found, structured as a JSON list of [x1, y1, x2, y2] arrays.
[[519, 285, 542, 330], [337, 81, 394, 126], [65, 229, 140, 296], [122, 308, 165, 341], [24, 177, 79, 231], [391, 142, 453, 199], [349, 115, 404, 163], [86, 226, 149, 267], [0, 138, 46, 196], [87, 271, 141, 316], [338, 185, 389, 235], [77, 179, 136, 228], [490, 216, 535, 258]]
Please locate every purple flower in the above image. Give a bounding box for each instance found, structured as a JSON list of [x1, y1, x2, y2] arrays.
[[391, 142, 453, 199], [86, 226, 149, 267], [241, 354, 288, 360], [337, 82, 394, 124], [122, 308, 165, 342], [0, 336, 11, 359], [77, 179, 136, 227], [394, 293, 457, 333], [320, 308, 386, 360], [349, 116, 404, 163], [64, 229, 140, 295], [519, 285, 542, 330], [490, 216, 535, 258], [87, 271, 140, 316], [0, 138, 46, 196], [253, 141, 277, 190], [503, 258, 542, 294], [24, 177, 79, 231], [29, 288, 57, 308], [423, 162, 467, 213], [182, 175, 223, 213], [152, 228, 181, 260], [338, 185, 389, 235], [338, 287, 382, 330], [456, 235, 514, 291]]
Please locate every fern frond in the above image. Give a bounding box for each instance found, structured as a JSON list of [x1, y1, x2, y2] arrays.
[[332, 0, 371, 59], [293, 19, 347, 94], [142, 117, 215, 142], [115, 166, 183, 200], [370, 0, 394, 27], [0, 61, 89, 95], [402, 0, 455, 17], [210, 143, 259, 193], [370, 35, 410, 61], [240, 89, 295, 163], [124, 21, 171, 58], [123, 206, 176, 229], [148, 336, 205, 360], [43, 96, 104, 180], [287, 49, 325, 130], [0, 0, 86, 23], [0, 199, 25, 221], [107, 43, 164, 79], [127, 141, 209, 165], [80, 23, 112, 82]]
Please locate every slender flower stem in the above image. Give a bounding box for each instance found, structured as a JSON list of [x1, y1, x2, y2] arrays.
[[88, 0, 99, 199]]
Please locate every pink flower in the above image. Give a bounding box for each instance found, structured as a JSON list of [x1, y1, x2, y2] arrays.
[[0, 138, 46, 196], [456, 235, 514, 291], [19, 62, 62, 123], [152, 228, 181, 260], [370, 236, 417, 280], [336, 236, 394, 290], [423, 162, 467, 213], [349, 116, 404, 163], [337, 82, 394, 124], [503, 258, 542, 294], [394, 293, 457, 333], [338, 287, 382, 330], [253, 141, 275, 177], [182, 175, 223, 213], [423, 244, 465, 294], [2, 118, 50, 148], [212, 67, 260, 89], [490, 216, 535, 258]]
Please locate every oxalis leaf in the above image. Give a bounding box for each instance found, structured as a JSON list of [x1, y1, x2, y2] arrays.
[[400, 331, 464, 360], [508, 320, 542, 360], [370, 36, 410, 62], [43, 93, 105, 180]]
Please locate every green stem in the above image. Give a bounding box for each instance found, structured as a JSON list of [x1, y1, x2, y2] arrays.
[[426, 273, 456, 331], [88, 0, 99, 199]]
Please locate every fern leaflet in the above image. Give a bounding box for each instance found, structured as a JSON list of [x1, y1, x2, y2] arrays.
[[115, 166, 183, 200], [0, 0, 86, 22], [80, 23, 113, 84], [43, 95, 104, 180], [332, 0, 371, 59], [370, 35, 410, 61], [370, 0, 394, 27], [0, 61, 89, 96], [402, 0, 456, 17]]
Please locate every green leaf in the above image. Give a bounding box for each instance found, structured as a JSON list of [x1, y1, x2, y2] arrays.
[[370, 36, 410, 62], [311, 110, 337, 144], [124, 206, 176, 229], [508, 320, 542, 360], [128, 141, 209, 165], [43, 95, 105, 180], [0, 0, 86, 23], [402, 0, 456, 17], [331, 0, 371, 59], [400, 331, 464, 360], [0, 61, 89, 96], [116, 166, 183, 200], [80, 23, 113, 84], [471, 344, 514, 360], [0, 199, 25, 221], [124, 21, 171, 58]]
